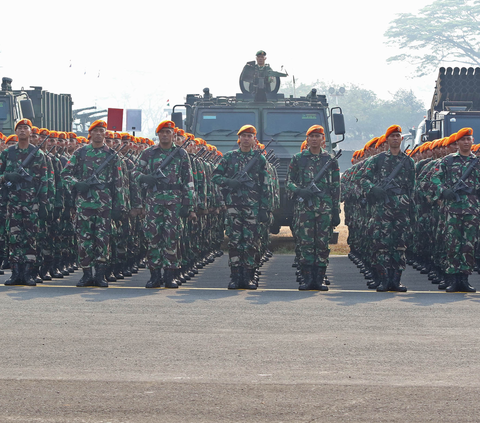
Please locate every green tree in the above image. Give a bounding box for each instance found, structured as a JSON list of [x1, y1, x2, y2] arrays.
[[385, 0, 480, 77]]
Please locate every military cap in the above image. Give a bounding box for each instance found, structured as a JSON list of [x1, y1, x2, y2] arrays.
[[49, 130, 58, 138], [375, 135, 386, 148], [455, 127, 474, 141], [57, 132, 67, 140], [256, 50, 266, 56], [113, 132, 122, 140], [88, 120, 107, 132], [156, 120, 175, 133], [38, 128, 50, 136], [15, 119, 32, 130], [31, 126, 39, 134], [306, 125, 325, 136], [5, 134, 18, 143], [444, 133, 457, 146], [237, 124, 257, 135], [105, 130, 114, 139], [385, 125, 402, 138], [301, 140, 308, 151], [68, 132, 77, 139]]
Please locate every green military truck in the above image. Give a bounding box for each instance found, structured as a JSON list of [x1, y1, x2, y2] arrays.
[[414, 67, 480, 146], [171, 65, 345, 233], [0, 77, 73, 136]]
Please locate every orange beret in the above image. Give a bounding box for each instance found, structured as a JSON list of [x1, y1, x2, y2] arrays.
[[301, 140, 308, 151], [88, 120, 107, 132], [455, 127, 473, 141], [105, 130, 114, 139], [156, 120, 175, 133], [0, 133, 4, 141], [176, 129, 185, 137], [31, 126, 39, 134], [38, 128, 50, 136], [385, 125, 402, 138], [120, 133, 131, 141], [68, 132, 77, 139], [237, 124, 257, 135], [57, 132, 67, 140], [365, 137, 379, 150], [306, 125, 325, 136], [15, 119, 32, 130], [443, 133, 457, 146], [375, 135, 386, 148], [6, 134, 18, 143], [358, 149, 365, 158], [114, 132, 122, 140], [49, 130, 58, 138]]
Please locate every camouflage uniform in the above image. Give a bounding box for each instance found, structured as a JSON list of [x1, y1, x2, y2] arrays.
[[286, 148, 340, 289]]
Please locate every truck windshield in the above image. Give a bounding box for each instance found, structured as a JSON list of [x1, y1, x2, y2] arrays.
[[263, 110, 325, 137], [196, 110, 256, 136]]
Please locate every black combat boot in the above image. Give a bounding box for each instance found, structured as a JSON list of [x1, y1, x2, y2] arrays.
[[76, 268, 94, 287], [367, 267, 380, 289], [40, 257, 53, 281], [0, 256, 4, 275], [60, 258, 70, 276], [4, 262, 22, 285], [312, 266, 328, 291], [458, 273, 476, 293], [105, 265, 117, 282], [437, 272, 450, 290], [113, 263, 124, 279], [176, 269, 186, 285], [51, 258, 64, 278], [242, 268, 257, 290], [376, 266, 390, 292], [228, 267, 241, 289], [445, 274, 460, 292], [145, 268, 163, 288], [163, 269, 178, 288], [23, 263, 37, 286], [298, 265, 314, 290], [93, 264, 108, 287], [32, 265, 43, 284], [390, 269, 407, 292]]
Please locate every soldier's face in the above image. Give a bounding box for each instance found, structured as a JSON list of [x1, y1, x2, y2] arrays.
[[90, 127, 106, 145], [30, 133, 39, 145], [15, 124, 31, 142], [158, 128, 174, 147], [239, 132, 255, 151], [256, 55, 266, 66], [457, 135, 473, 155], [307, 132, 324, 149]]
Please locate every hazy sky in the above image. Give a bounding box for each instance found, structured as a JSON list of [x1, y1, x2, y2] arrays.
[[1, 0, 451, 134]]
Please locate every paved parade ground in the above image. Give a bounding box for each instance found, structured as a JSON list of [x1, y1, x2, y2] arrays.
[[1, 255, 480, 422]]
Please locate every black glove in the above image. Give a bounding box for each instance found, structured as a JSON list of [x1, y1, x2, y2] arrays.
[[179, 206, 190, 218], [297, 188, 313, 199], [258, 209, 269, 223], [138, 174, 157, 187], [53, 207, 62, 220], [38, 204, 49, 220], [4, 172, 23, 183], [441, 188, 457, 201], [74, 181, 90, 194], [370, 186, 388, 201], [111, 209, 123, 220], [331, 209, 341, 227], [224, 178, 242, 190]]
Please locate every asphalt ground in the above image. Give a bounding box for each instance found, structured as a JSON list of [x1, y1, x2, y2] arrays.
[[1, 255, 480, 422]]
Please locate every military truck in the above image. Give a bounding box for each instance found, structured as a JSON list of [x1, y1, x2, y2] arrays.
[[0, 77, 73, 136], [171, 64, 345, 233], [414, 67, 480, 145]]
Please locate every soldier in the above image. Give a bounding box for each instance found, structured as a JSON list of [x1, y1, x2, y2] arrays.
[[133, 120, 197, 288], [430, 127, 479, 292], [1, 119, 48, 286], [61, 120, 126, 287], [357, 125, 414, 292], [286, 125, 340, 290], [211, 124, 270, 289]]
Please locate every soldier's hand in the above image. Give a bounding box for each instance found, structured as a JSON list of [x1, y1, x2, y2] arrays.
[[4, 172, 23, 183], [224, 178, 242, 190], [297, 188, 313, 199], [371, 186, 388, 201], [441, 188, 456, 201], [138, 174, 157, 187], [129, 208, 141, 218], [331, 209, 341, 227], [74, 181, 90, 194], [188, 211, 198, 222]]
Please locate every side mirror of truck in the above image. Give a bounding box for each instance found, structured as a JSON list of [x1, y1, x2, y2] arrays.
[[332, 113, 345, 135], [171, 112, 183, 129], [427, 129, 441, 141], [20, 99, 35, 120]]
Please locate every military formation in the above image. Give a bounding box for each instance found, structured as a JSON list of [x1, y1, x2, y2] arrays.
[[343, 125, 480, 293], [0, 119, 279, 289]]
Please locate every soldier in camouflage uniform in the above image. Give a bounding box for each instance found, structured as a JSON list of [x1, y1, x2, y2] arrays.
[[430, 127, 479, 292], [61, 120, 127, 287], [133, 120, 197, 288], [286, 125, 340, 290], [1, 119, 48, 286], [212, 125, 270, 289], [357, 125, 414, 292]]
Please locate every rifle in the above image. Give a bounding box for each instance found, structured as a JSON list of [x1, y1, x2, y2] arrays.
[[231, 139, 273, 189], [150, 141, 191, 192], [298, 149, 342, 207], [375, 145, 411, 204], [451, 156, 479, 201], [83, 144, 127, 198], [6, 136, 49, 190]]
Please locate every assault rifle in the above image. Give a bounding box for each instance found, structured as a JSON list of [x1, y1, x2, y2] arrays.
[[84, 144, 127, 198], [231, 139, 273, 189], [6, 136, 49, 190], [150, 141, 191, 192], [451, 156, 479, 201], [298, 149, 342, 207], [375, 145, 411, 204]]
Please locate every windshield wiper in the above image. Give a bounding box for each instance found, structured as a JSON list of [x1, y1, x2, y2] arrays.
[[203, 129, 235, 136], [270, 130, 303, 138]]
